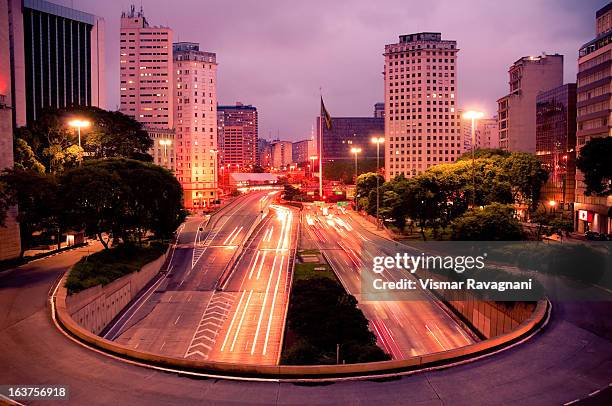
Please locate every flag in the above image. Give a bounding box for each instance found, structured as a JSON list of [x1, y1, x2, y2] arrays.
[[320, 97, 332, 130]]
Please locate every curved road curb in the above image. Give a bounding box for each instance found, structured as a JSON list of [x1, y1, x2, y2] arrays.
[[52, 270, 550, 381]]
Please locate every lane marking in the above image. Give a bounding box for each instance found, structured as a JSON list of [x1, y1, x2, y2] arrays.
[[230, 290, 254, 352], [220, 290, 247, 352]]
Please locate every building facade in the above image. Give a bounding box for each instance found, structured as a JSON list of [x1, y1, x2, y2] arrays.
[[119, 6, 173, 129], [384, 32, 461, 180], [217, 102, 258, 169], [535, 83, 577, 211], [317, 116, 384, 162], [147, 126, 176, 172], [574, 3, 612, 233], [292, 138, 315, 164], [257, 138, 272, 167], [497, 54, 564, 153], [0, 0, 21, 260], [271, 141, 293, 169], [461, 115, 499, 151], [173, 42, 218, 209], [7, 0, 105, 126], [374, 102, 385, 118]]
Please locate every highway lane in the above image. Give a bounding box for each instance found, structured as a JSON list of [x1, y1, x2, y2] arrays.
[[1, 217, 612, 404], [107, 191, 273, 358], [303, 204, 474, 359], [205, 204, 297, 365]]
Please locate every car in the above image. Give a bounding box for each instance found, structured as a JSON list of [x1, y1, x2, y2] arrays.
[[585, 231, 600, 240]]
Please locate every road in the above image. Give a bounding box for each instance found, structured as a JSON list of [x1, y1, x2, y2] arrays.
[[1, 214, 612, 404], [205, 204, 298, 365], [104, 191, 275, 360], [302, 204, 474, 359]]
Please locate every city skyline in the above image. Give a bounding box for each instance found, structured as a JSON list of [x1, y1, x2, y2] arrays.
[[53, 0, 600, 142]]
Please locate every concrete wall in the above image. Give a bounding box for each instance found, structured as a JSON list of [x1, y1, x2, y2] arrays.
[[65, 253, 166, 335]]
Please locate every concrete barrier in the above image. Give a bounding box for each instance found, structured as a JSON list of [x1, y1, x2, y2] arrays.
[[54, 270, 549, 379], [64, 254, 166, 335]]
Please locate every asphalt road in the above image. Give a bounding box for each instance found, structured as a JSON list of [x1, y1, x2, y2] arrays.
[[207, 204, 298, 365], [105, 191, 274, 359], [302, 204, 474, 359], [1, 204, 611, 404]]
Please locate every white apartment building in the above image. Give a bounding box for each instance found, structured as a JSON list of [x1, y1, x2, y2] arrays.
[[384, 32, 462, 180], [173, 42, 218, 209]]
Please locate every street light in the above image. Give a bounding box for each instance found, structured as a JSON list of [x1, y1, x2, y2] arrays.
[[159, 139, 172, 157], [350, 147, 362, 209], [371, 137, 384, 229], [210, 149, 219, 204], [462, 110, 484, 208], [309, 155, 318, 179], [68, 119, 90, 148]]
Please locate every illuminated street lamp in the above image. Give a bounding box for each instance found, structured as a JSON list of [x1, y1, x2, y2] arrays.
[[371, 137, 385, 229], [350, 147, 362, 208], [462, 110, 484, 207], [309, 155, 318, 179], [68, 119, 90, 148], [159, 139, 172, 157], [210, 149, 219, 203]]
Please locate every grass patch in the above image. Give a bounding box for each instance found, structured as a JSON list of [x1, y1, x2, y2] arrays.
[[293, 262, 336, 282], [65, 241, 167, 294]]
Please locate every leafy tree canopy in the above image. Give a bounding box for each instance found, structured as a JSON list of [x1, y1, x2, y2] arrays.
[[576, 136, 612, 196]]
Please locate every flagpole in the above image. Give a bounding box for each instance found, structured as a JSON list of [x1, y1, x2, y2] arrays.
[[319, 96, 324, 200]]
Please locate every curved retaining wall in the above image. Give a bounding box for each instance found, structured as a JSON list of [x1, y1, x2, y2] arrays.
[[54, 275, 549, 379]]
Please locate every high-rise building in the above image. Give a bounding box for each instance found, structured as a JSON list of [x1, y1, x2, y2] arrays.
[[374, 102, 385, 118], [257, 138, 272, 167], [461, 115, 499, 151], [173, 42, 218, 209], [217, 102, 258, 169], [316, 116, 384, 162], [148, 127, 176, 172], [292, 138, 315, 164], [535, 83, 577, 210], [119, 6, 173, 129], [383, 32, 461, 180], [0, 0, 21, 260], [497, 54, 563, 153], [271, 141, 293, 169], [7, 0, 105, 126], [574, 3, 612, 233]]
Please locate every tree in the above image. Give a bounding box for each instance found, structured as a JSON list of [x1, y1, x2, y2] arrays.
[[503, 152, 548, 211], [60, 159, 185, 248], [0, 169, 60, 256], [13, 138, 45, 173], [451, 203, 524, 241], [356, 172, 384, 211], [576, 136, 612, 196], [14, 106, 153, 175]]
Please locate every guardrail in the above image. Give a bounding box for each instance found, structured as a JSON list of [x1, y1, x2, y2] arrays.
[[53, 271, 549, 380]]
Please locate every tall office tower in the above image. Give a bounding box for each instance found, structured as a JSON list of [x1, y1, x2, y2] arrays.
[[574, 3, 612, 233], [384, 32, 461, 180], [217, 102, 258, 169], [119, 6, 173, 129], [497, 54, 563, 153], [271, 141, 293, 169], [292, 138, 315, 165], [173, 42, 218, 209], [0, 0, 21, 260], [461, 115, 499, 151], [374, 102, 385, 118], [7, 0, 105, 126], [316, 116, 384, 162], [535, 83, 577, 210]]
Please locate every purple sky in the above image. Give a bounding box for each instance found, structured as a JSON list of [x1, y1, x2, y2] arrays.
[[67, 0, 603, 141]]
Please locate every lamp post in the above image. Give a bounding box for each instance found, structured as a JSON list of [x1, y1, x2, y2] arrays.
[[350, 147, 361, 209], [371, 137, 384, 229], [68, 119, 90, 148], [210, 149, 219, 204], [462, 110, 484, 208], [309, 155, 317, 179]]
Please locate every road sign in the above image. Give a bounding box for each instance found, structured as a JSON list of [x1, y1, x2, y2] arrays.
[[337, 201, 349, 207]]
